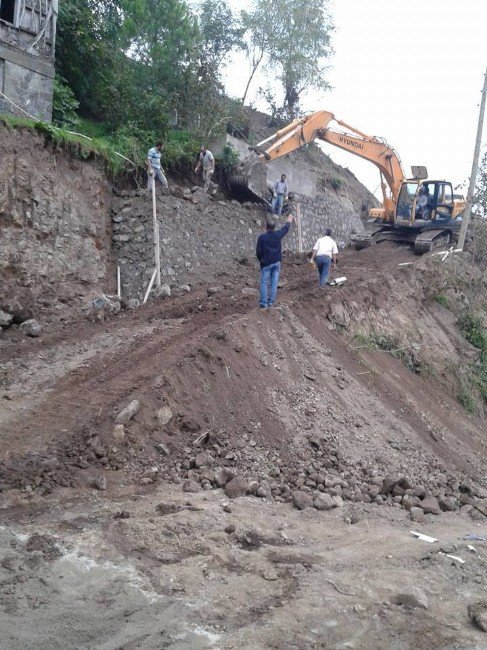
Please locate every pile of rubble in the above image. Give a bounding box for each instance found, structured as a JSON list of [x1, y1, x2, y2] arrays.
[[0, 303, 42, 337], [5, 393, 485, 527]]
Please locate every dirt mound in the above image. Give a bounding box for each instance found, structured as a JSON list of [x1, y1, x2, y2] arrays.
[[1, 245, 485, 525]]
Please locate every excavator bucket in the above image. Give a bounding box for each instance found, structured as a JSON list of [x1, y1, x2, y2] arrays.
[[228, 152, 269, 203]]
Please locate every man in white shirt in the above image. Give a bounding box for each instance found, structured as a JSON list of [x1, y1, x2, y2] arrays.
[[195, 146, 216, 192], [310, 228, 338, 287], [147, 142, 169, 191]]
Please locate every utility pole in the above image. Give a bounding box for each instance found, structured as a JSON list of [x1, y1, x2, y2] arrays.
[[458, 65, 487, 250]]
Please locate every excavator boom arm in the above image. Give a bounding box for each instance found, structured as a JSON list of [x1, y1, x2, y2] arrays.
[[318, 130, 404, 203], [253, 110, 405, 206]]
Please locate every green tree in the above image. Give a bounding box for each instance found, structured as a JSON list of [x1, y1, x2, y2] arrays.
[[121, 0, 199, 82], [271, 0, 333, 117], [121, 0, 216, 132], [240, 0, 274, 105], [198, 0, 244, 71], [242, 0, 334, 117], [56, 0, 124, 122]]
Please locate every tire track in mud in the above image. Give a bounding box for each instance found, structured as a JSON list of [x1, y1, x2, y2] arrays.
[[0, 244, 418, 466]]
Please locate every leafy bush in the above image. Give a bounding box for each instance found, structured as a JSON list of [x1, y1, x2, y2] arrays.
[[457, 311, 487, 409], [458, 312, 487, 354], [216, 143, 239, 172], [354, 330, 425, 374], [162, 130, 199, 172], [458, 384, 477, 414], [52, 77, 80, 129], [434, 294, 450, 308], [330, 177, 343, 191]]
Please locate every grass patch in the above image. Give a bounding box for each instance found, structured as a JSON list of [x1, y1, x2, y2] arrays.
[[330, 177, 343, 191], [456, 311, 487, 411], [353, 330, 428, 375], [1, 113, 131, 178], [0, 113, 198, 181], [457, 383, 477, 414], [434, 294, 450, 309]]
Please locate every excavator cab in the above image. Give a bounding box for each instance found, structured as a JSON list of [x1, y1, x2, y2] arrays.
[[391, 179, 462, 253], [395, 181, 455, 226]]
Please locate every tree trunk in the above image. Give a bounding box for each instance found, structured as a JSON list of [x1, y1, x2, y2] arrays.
[[242, 50, 264, 105]]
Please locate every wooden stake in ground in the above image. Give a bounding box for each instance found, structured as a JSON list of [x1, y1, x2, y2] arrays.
[[458, 65, 487, 250], [152, 176, 161, 287], [296, 203, 303, 253]]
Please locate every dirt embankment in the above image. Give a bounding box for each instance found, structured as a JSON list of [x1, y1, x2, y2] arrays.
[[2, 120, 487, 650], [0, 122, 372, 320], [0, 126, 112, 321], [0, 243, 486, 649], [1, 244, 485, 511]]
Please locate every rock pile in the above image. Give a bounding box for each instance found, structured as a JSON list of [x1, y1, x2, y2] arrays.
[[160, 428, 482, 518], [3, 401, 485, 523], [0, 304, 42, 337]]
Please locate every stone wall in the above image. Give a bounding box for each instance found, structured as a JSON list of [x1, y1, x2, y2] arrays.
[[0, 0, 56, 122], [112, 187, 363, 300], [0, 127, 112, 317], [0, 57, 54, 121], [0, 42, 55, 121], [0, 126, 368, 317]]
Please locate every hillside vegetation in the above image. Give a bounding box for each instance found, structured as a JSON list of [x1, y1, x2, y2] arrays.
[[52, 0, 334, 174]]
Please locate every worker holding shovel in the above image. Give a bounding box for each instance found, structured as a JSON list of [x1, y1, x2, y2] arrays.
[[310, 228, 338, 287]]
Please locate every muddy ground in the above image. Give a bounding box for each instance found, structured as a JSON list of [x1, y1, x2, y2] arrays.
[[0, 243, 486, 649]]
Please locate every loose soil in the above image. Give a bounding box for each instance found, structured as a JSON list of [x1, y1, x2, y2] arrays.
[[0, 242, 486, 649]]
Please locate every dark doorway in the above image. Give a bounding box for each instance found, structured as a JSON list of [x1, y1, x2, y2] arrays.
[[0, 0, 16, 25]]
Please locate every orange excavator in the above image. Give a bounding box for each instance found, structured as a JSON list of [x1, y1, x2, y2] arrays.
[[229, 111, 465, 253]]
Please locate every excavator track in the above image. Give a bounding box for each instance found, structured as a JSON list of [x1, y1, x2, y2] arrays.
[[353, 225, 393, 250], [413, 229, 453, 255]]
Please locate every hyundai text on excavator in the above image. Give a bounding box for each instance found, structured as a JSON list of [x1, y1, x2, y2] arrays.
[[229, 111, 465, 254]]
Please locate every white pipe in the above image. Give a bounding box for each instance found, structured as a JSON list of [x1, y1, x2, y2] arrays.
[[152, 179, 161, 287], [117, 266, 121, 300], [143, 268, 157, 304]]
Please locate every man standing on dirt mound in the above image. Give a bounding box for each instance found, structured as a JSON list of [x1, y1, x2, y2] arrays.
[[195, 145, 216, 193], [256, 214, 294, 309], [310, 228, 338, 287]]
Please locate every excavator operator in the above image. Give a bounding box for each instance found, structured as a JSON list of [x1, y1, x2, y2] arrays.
[[416, 184, 435, 220]]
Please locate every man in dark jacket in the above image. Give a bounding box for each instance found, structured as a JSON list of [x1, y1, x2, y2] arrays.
[[256, 214, 294, 308]]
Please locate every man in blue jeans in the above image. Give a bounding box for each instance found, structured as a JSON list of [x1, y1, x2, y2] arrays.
[[256, 214, 294, 308], [271, 174, 289, 215], [310, 228, 338, 287]]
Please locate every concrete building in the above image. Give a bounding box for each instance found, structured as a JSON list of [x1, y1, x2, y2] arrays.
[[0, 0, 57, 121]]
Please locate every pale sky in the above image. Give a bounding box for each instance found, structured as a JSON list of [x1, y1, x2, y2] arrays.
[[222, 0, 487, 198]]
